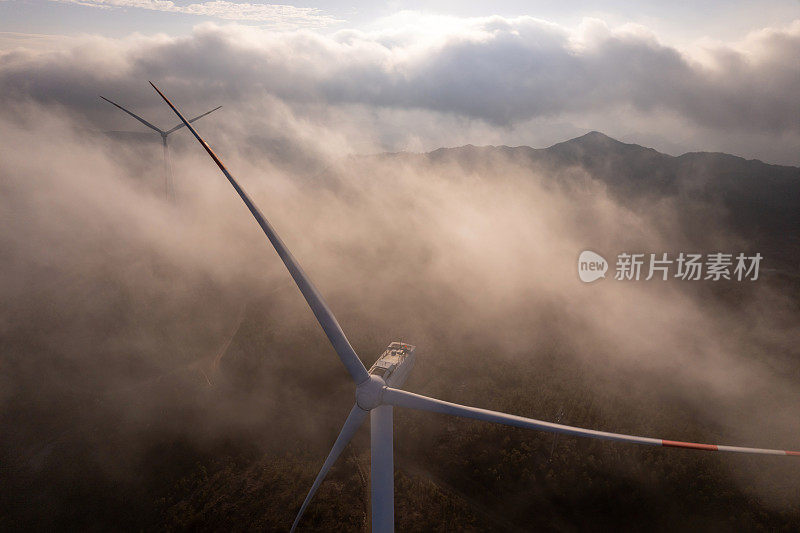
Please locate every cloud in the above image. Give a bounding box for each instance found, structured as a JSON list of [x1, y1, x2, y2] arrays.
[[0, 15, 799, 162], [323, 14, 800, 133], [49, 0, 342, 27]]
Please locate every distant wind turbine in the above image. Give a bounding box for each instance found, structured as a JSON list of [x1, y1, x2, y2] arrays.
[[100, 95, 221, 200], [149, 82, 800, 533]]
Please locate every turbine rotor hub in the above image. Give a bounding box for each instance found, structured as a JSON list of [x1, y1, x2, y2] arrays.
[[356, 375, 386, 410]]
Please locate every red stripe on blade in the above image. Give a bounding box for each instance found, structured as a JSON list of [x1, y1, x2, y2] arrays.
[[786, 450, 800, 456], [662, 440, 718, 451]]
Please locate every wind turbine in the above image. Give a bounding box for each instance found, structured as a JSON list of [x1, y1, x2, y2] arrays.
[[149, 82, 800, 533], [100, 95, 221, 200]]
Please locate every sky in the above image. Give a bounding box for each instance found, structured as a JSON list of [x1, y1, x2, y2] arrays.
[[2, 1, 799, 43], [0, 1, 799, 163]]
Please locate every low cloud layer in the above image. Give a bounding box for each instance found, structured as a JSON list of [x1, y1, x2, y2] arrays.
[[1, 98, 799, 525]]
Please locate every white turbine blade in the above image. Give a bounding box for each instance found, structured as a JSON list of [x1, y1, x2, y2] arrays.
[[164, 105, 222, 135], [382, 388, 800, 457], [100, 95, 164, 134], [149, 82, 370, 385], [290, 404, 368, 532]]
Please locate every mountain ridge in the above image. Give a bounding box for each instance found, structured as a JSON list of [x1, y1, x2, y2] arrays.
[[375, 131, 800, 271], [417, 131, 797, 170]]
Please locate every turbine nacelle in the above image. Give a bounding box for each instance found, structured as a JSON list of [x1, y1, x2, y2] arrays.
[[356, 341, 418, 410]]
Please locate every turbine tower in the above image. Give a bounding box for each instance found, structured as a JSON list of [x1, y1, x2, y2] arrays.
[[149, 82, 800, 533], [100, 95, 221, 200]]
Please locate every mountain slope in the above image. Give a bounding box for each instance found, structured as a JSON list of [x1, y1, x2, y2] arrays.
[[388, 132, 800, 270]]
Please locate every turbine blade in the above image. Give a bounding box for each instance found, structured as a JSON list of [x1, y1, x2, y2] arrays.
[[164, 105, 222, 134], [382, 388, 800, 457], [149, 82, 370, 385], [290, 404, 368, 532], [100, 95, 164, 134]]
